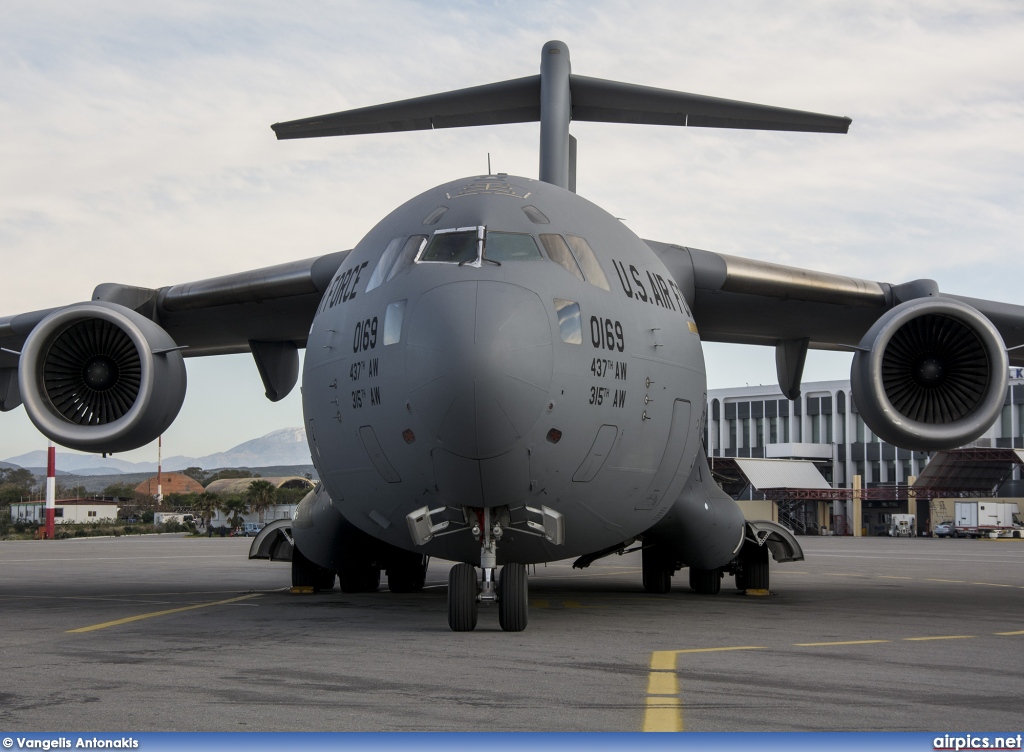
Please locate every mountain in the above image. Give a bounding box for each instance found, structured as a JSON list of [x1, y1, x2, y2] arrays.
[[3, 427, 311, 473], [0, 460, 20, 470]]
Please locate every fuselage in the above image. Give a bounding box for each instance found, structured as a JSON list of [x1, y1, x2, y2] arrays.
[[302, 175, 707, 564]]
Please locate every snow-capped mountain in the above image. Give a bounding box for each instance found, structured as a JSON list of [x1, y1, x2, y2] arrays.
[[3, 427, 310, 473]]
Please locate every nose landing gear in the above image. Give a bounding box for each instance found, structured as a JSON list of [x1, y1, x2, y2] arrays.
[[446, 507, 529, 632]]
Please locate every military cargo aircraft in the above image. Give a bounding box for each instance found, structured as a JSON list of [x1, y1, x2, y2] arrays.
[[3, 41, 1022, 631]]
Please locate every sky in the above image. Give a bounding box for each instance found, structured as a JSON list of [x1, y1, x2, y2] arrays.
[[1, 1, 1023, 463]]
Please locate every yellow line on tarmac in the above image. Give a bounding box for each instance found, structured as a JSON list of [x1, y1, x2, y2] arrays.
[[994, 630, 1024, 635], [67, 594, 261, 633], [794, 640, 891, 647], [904, 635, 974, 641], [878, 575, 912, 580], [643, 647, 766, 732], [926, 578, 966, 583], [643, 696, 682, 732], [646, 671, 678, 695]]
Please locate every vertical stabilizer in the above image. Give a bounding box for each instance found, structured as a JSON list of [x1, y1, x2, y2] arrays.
[[539, 40, 572, 190]]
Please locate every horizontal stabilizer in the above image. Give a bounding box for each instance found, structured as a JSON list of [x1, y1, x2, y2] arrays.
[[570, 75, 851, 134], [273, 73, 849, 141], [273, 76, 541, 139]]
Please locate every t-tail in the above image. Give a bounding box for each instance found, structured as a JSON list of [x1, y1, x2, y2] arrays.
[[272, 40, 851, 192]]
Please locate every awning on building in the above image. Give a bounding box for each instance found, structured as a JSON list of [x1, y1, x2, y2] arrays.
[[912, 448, 1024, 493], [714, 457, 830, 491]]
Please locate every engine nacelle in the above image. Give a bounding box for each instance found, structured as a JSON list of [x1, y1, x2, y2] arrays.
[[851, 298, 1008, 451], [18, 302, 187, 453]]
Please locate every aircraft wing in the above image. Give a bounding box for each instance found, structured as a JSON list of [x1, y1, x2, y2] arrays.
[[0, 250, 349, 412], [647, 240, 1024, 365]]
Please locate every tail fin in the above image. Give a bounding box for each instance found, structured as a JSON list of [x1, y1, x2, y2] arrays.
[[272, 40, 850, 191]]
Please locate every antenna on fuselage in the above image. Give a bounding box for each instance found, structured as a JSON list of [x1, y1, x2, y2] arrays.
[[271, 41, 851, 194], [487, 152, 491, 176]]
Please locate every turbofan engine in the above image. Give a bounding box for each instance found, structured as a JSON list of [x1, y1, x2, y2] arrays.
[[18, 301, 187, 453], [851, 298, 1008, 451]]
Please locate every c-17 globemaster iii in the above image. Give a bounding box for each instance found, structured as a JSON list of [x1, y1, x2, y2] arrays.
[[3, 41, 1022, 631]]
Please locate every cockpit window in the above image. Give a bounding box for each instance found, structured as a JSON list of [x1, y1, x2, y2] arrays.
[[422, 206, 449, 225], [384, 235, 428, 282], [565, 235, 611, 291], [486, 232, 542, 261], [418, 228, 481, 265], [365, 236, 405, 293], [522, 205, 550, 224], [539, 234, 585, 281], [554, 299, 582, 345]]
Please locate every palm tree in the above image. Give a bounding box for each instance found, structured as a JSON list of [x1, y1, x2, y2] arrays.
[[193, 492, 220, 536], [245, 480, 277, 524], [219, 496, 248, 532]]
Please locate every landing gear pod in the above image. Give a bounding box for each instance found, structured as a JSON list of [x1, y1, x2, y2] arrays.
[[18, 301, 187, 453], [851, 298, 1008, 452]]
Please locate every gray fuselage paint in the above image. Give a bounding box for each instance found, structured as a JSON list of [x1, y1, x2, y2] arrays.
[[302, 175, 715, 565]]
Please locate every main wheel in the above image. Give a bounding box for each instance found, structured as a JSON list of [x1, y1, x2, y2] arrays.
[[316, 569, 336, 591], [388, 556, 429, 593], [448, 563, 479, 632], [744, 546, 770, 590], [688, 567, 721, 595], [339, 565, 381, 593], [291, 546, 334, 592], [642, 546, 673, 594], [498, 563, 529, 632]]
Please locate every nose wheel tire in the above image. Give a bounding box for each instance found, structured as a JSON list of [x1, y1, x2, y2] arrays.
[[689, 567, 722, 595], [642, 546, 673, 594], [498, 563, 529, 632], [448, 563, 479, 631]]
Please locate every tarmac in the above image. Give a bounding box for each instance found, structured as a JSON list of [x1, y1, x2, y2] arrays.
[[1, 534, 1022, 732]]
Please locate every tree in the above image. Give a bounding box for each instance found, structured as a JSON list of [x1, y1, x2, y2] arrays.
[[245, 480, 277, 524], [0, 468, 36, 504], [182, 467, 207, 484], [192, 492, 220, 536], [101, 482, 140, 499], [219, 496, 247, 530]]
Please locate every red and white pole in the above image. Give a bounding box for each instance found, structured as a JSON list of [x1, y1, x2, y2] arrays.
[[45, 441, 56, 539], [156, 435, 163, 505]]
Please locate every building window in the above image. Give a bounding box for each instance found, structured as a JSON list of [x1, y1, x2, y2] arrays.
[[755, 418, 764, 448], [837, 413, 845, 443], [769, 417, 778, 444], [856, 415, 865, 443], [1002, 405, 1013, 438], [793, 417, 801, 443], [54, 508, 63, 518], [741, 418, 750, 449], [825, 413, 833, 444], [728, 419, 737, 450], [855, 461, 865, 480], [902, 460, 912, 480], [88, 511, 97, 517], [811, 415, 820, 444]]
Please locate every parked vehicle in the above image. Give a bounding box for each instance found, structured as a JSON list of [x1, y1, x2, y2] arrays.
[[933, 521, 956, 538], [954, 501, 1021, 538], [236, 522, 264, 537], [887, 514, 916, 537]]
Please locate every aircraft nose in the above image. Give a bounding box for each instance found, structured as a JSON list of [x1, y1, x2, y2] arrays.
[[405, 281, 554, 458]]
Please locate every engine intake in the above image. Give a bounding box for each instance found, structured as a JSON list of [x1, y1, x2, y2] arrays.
[[851, 298, 1007, 451], [19, 302, 187, 453]]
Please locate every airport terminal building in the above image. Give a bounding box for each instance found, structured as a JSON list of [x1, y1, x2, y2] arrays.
[[706, 369, 1024, 532]]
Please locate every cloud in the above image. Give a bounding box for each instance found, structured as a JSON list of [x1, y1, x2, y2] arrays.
[[2, 1, 1022, 459]]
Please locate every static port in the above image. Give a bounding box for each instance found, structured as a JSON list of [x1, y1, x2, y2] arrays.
[[546, 428, 562, 444], [402, 429, 416, 444]]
